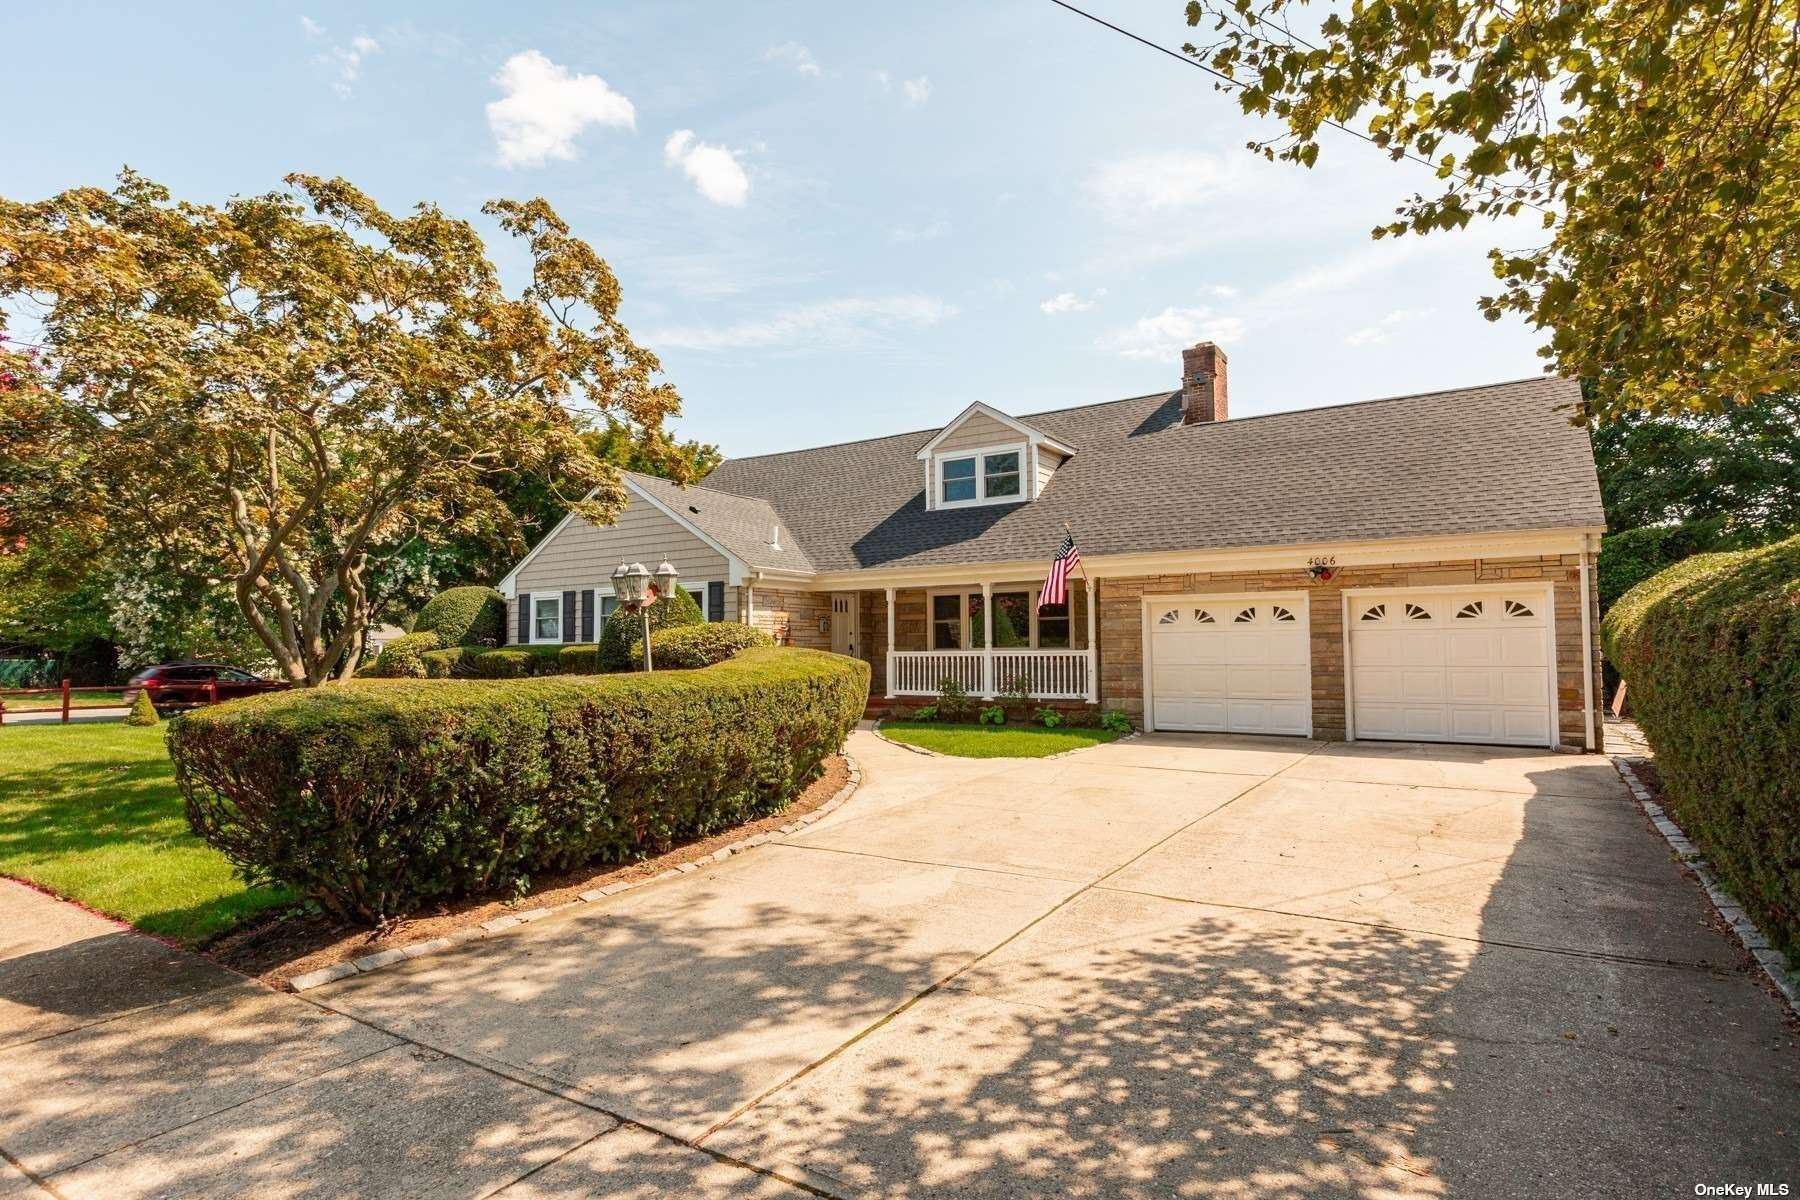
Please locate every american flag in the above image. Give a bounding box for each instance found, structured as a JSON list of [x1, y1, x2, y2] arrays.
[[1040, 530, 1082, 608]]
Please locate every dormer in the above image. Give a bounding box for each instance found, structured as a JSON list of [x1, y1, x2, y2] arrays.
[[916, 402, 1075, 511]]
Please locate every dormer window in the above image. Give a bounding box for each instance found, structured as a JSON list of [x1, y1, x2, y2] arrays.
[[941, 456, 977, 503], [917, 401, 1077, 511], [938, 446, 1025, 508]]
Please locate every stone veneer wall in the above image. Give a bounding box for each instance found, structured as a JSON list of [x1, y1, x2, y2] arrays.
[[743, 586, 833, 650], [1096, 554, 1604, 751]]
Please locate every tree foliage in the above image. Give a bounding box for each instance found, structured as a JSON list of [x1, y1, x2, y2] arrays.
[[1182, 0, 1800, 418], [0, 171, 681, 684]]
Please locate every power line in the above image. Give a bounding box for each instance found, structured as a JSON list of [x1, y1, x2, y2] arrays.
[[1044, 0, 1552, 216]]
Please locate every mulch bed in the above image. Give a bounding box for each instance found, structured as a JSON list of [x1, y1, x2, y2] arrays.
[[207, 755, 851, 989]]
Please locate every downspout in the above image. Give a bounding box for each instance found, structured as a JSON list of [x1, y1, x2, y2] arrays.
[[1579, 534, 1596, 752], [745, 572, 758, 629]]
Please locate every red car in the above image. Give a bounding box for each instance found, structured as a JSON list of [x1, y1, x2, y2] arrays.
[[121, 662, 291, 715]]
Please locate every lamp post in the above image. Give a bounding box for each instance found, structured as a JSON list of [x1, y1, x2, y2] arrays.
[[611, 559, 679, 672]]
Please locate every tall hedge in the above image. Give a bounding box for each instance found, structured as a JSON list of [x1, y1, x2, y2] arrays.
[[1602, 534, 1799, 959], [169, 647, 869, 923], [599, 587, 703, 671], [413, 586, 506, 647]]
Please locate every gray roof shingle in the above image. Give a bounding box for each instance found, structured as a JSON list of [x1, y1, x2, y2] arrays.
[[627, 472, 816, 573], [696, 376, 1605, 573]]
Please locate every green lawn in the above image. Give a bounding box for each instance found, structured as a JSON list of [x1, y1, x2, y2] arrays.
[[880, 721, 1124, 758], [2, 689, 128, 711], [0, 723, 292, 944]]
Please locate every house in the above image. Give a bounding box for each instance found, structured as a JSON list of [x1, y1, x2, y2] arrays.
[[498, 343, 1608, 751]]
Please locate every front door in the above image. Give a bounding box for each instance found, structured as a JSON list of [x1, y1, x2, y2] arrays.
[[830, 594, 859, 659]]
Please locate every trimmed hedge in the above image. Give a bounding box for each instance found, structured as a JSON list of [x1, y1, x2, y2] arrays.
[[600, 588, 703, 671], [364, 631, 440, 678], [638, 622, 774, 669], [1597, 518, 1727, 611], [460, 645, 565, 678], [414, 586, 506, 647], [1602, 534, 1800, 959], [170, 647, 870, 923]]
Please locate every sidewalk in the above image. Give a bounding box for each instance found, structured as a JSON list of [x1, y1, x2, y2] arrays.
[[0, 879, 802, 1199]]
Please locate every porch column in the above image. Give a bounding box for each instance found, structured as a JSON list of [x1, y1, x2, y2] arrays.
[[884, 587, 896, 700], [1085, 576, 1098, 704], [980, 580, 994, 698]]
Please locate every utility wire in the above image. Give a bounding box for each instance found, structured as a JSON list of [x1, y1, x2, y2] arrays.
[[1045, 0, 1553, 216]]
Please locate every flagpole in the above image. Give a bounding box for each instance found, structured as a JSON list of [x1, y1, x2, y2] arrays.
[[1064, 521, 1090, 581]]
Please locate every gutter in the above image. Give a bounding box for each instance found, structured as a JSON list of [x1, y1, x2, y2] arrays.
[[1580, 533, 1597, 751]]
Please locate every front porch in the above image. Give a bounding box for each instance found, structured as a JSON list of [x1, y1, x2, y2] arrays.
[[833, 579, 1098, 703]]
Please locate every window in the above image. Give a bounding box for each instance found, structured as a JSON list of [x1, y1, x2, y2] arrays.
[[1455, 601, 1484, 619], [936, 445, 1028, 507], [601, 594, 619, 621], [941, 456, 977, 504], [1038, 601, 1071, 648], [971, 591, 1031, 647], [1360, 604, 1387, 622], [1271, 605, 1297, 623], [216, 668, 257, 683], [534, 595, 561, 641], [932, 594, 962, 649], [685, 587, 709, 620], [1234, 607, 1257, 623], [1194, 609, 1215, 623], [1404, 602, 1432, 621], [983, 451, 1020, 498], [1158, 609, 1179, 625], [1504, 599, 1535, 618]]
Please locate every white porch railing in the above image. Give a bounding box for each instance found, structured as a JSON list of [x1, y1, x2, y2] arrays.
[[887, 649, 1092, 701]]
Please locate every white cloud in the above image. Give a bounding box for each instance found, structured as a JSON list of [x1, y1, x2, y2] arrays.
[[765, 42, 821, 77], [663, 130, 751, 207], [873, 69, 891, 87], [889, 219, 949, 243], [304, 19, 379, 98], [1084, 150, 1238, 217], [649, 295, 957, 352], [1344, 307, 1436, 347], [486, 50, 636, 169], [1098, 306, 1245, 361], [1040, 291, 1095, 315], [901, 76, 932, 105]]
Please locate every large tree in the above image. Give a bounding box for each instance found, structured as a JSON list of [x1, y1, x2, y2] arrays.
[[0, 171, 680, 683], [1179, 0, 1799, 419]]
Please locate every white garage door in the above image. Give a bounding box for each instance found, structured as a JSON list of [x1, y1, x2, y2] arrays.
[[1349, 590, 1553, 747], [1147, 598, 1311, 735]]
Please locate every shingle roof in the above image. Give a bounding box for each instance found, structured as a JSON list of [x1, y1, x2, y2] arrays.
[[698, 376, 1605, 574], [627, 472, 815, 573]]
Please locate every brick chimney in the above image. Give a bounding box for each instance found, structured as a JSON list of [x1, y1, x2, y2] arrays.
[[1181, 342, 1229, 424]]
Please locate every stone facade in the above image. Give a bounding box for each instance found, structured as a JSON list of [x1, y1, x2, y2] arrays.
[[1095, 554, 1604, 751], [743, 585, 832, 650]]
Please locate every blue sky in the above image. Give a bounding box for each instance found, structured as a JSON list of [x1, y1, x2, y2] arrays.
[[6, 1, 1548, 457]]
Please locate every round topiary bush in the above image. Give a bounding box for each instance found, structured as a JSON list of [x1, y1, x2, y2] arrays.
[[364, 631, 440, 678], [460, 646, 563, 678], [640, 622, 773, 669], [599, 587, 704, 671], [169, 647, 870, 923], [413, 586, 506, 647], [1602, 533, 1800, 959]]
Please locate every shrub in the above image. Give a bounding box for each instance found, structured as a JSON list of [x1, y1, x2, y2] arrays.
[[413, 586, 507, 647], [978, 705, 1006, 726], [1597, 518, 1728, 612], [1100, 709, 1133, 735], [998, 674, 1034, 710], [419, 647, 465, 678], [558, 644, 603, 675], [1602, 534, 1799, 959], [124, 690, 160, 726], [171, 647, 870, 923], [364, 631, 440, 679], [636, 622, 773, 670], [461, 646, 563, 678], [1035, 707, 1064, 729], [936, 677, 974, 722], [599, 588, 704, 671], [911, 704, 939, 722]]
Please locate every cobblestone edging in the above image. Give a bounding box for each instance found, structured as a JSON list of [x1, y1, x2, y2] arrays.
[[288, 752, 864, 993], [870, 718, 1139, 760], [1611, 756, 1798, 1014]]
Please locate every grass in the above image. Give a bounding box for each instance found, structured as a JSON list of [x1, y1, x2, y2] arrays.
[[880, 720, 1124, 758], [2, 689, 128, 711], [0, 722, 293, 945]]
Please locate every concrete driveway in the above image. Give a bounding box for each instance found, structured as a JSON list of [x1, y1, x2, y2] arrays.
[[4, 731, 1795, 1198]]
